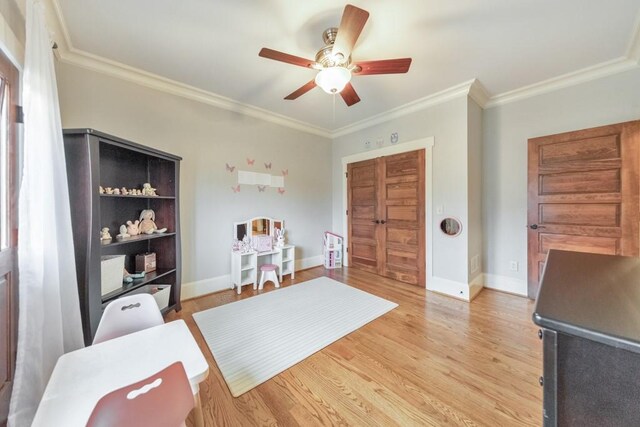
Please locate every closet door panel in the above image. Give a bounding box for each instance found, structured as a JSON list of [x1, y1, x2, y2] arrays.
[[381, 150, 425, 286], [348, 159, 380, 273]]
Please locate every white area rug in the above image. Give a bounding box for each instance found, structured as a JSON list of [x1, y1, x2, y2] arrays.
[[193, 277, 398, 397]]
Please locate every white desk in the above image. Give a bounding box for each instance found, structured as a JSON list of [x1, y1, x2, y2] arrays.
[[231, 245, 295, 291], [32, 320, 209, 427]]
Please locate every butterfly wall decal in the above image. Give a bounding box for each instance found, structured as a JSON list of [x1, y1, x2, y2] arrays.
[[264, 162, 272, 170], [246, 158, 255, 166], [231, 185, 240, 193], [257, 185, 266, 192], [225, 163, 236, 173], [277, 188, 285, 195], [282, 169, 288, 176]]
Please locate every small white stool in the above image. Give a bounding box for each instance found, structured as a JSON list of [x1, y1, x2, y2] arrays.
[[258, 264, 280, 290]]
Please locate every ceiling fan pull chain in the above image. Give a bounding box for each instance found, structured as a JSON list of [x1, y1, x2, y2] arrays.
[[333, 92, 336, 123]]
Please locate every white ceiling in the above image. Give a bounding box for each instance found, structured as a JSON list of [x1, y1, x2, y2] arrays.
[[54, 0, 640, 133]]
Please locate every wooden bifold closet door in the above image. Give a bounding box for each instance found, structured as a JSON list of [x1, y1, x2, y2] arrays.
[[347, 150, 425, 286]]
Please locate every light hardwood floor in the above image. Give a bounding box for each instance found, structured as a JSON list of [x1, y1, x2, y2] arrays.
[[167, 267, 542, 426]]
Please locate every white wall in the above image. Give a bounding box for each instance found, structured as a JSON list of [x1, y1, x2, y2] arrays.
[[482, 67, 640, 295], [331, 96, 474, 289], [55, 61, 333, 296]]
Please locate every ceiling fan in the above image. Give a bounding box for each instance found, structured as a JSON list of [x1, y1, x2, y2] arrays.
[[259, 4, 412, 107]]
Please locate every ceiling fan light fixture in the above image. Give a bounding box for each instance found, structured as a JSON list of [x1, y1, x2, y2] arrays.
[[315, 67, 351, 94]]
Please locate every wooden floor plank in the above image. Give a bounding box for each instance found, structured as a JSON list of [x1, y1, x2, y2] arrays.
[[167, 267, 542, 426]]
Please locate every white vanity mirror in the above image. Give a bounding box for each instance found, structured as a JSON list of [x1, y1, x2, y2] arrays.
[[251, 218, 271, 236], [233, 217, 284, 241]]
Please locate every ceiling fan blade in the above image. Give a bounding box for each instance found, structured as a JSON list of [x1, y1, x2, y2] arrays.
[[332, 5, 369, 60], [340, 82, 361, 107], [353, 58, 412, 75], [259, 48, 316, 69], [284, 80, 317, 100]]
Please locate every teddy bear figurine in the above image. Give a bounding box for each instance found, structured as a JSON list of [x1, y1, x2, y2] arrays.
[[100, 227, 112, 241], [139, 209, 167, 235], [126, 220, 140, 236], [142, 183, 157, 196]]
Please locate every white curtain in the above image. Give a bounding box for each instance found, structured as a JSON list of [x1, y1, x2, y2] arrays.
[[8, 1, 84, 426]]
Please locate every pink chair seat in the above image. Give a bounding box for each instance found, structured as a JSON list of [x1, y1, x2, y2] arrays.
[[260, 264, 277, 272]]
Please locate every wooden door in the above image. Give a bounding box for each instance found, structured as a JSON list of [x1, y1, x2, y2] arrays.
[[0, 49, 19, 423], [380, 151, 426, 286], [527, 121, 640, 298], [347, 159, 380, 273], [347, 150, 426, 287]]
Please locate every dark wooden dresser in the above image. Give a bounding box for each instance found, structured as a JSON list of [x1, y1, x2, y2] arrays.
[[533, 250, 640, 426]]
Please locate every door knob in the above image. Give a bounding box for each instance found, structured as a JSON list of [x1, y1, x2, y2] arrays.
[[372, 220, 380, 224], [380, 220, 386, 224], [529, 224, 539, 230]]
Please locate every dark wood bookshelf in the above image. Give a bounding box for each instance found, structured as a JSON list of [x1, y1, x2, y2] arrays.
[[101, 268, 177, 303], [63, 128, 182, 345], [100, 232, 177, 248], [100, 194, 176, 200]]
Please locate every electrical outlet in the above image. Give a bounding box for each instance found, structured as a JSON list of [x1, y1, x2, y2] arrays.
[[510, 261, 519, 272], [364, 140, 371, 149]]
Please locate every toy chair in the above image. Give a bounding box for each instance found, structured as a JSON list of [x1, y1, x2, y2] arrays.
[[93, 293, 164, 345]]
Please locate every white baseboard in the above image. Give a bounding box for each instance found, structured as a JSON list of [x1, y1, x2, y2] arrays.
[[482, 273, 527, 297], [181, 255, 325, 300], [295, 255, 324, 271], [181, 274, 232, 300], [427, 276, 472, 301], [469, 274, 484, 301], [426, 274, 485, 302]]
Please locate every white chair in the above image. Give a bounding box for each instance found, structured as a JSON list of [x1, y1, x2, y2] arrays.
[[93, 293, 164, 345], [258, 264, 280, 290]]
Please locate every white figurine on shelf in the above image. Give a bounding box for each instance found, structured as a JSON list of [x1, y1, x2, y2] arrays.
[[121, 187, 129, 195], [113, 188, 120, 195], [105, 187, 114, 195], [275, 228, 285, 248], [116, 225, 130, 240], [126, 220, 140, 236], [142, 183, 157, 196], [99, 186, 105, 194], [100, 227, 112, 241]]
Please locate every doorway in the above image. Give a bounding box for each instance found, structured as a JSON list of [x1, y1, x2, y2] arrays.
[[347, 149, 426, 286], [527, 121, 640, 298]]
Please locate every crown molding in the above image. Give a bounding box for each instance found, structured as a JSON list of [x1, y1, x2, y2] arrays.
[[331, 79, 474, 138], [627, 8, 640, 62], [484, 57, 639, 108], [55, 47, 333, 138], [468, 79, 490, 108]]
